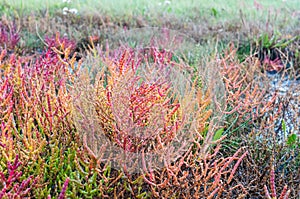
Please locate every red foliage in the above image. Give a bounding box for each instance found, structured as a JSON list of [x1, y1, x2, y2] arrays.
[[0, 155, 37, 198], [0, 18, 20, 50]]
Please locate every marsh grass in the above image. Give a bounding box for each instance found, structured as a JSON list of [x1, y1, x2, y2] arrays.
[[2, 0, 300, 55], [0, 0, 300, 198], [3, 0, 300, 20]]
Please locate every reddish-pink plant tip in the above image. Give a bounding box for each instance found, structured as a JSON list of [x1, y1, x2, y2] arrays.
[[279, 185, 290, 199], [0, 142, 5, 148], [264, 185, 272, 199], [58, 177, 70, 199], [0, 155, 36, 198]]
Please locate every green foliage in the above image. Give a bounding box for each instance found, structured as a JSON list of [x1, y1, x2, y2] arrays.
[[236, 41, 253, 62], [257, 32, 299, 49], [211, 7, 218, 17], [213, 128, 224, 141], [286, 134, 298, 148]]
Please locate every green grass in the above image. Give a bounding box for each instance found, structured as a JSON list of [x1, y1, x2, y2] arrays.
[[1, 0, 299, 60], [2, 0, 298, 54], [3, 0, 300, 22], [1, 0, 298, 50]]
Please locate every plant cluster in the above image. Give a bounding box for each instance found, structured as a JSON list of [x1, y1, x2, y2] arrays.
[[218, 44, 300, 198], [0, 31, 92, 198], [0, 4, 299, 196], [0, 16, 20, 52], [71, 43, 250, 198]]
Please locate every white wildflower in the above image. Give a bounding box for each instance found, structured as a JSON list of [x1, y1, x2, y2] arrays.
[[62, 7, 78, 15], [158, 0, 171, 6], [164, 0, 171, 5], [69, 8, 78, 14], [63, 7, 69, 15], [62, 0, 72, 3]]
